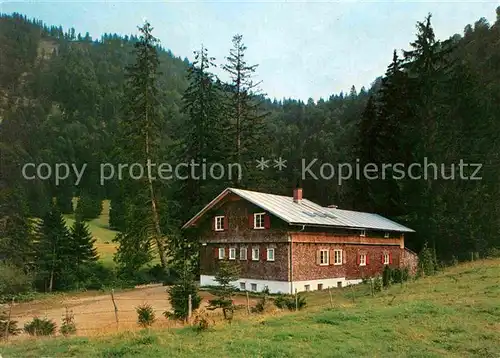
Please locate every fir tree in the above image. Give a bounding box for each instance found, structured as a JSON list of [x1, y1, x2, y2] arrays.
[[75, 191, 102, 221], [69, 219, 98, 282], [109, 197, 126, 231], [113, 198, 154, 280], [222, 34, 268, 188], [34, 202, 74, 292], [118, 20, 168, 271], [170, 45, 226, 270]]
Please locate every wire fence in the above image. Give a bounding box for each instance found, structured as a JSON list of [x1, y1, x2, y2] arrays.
[[1, 283, 371, 342]]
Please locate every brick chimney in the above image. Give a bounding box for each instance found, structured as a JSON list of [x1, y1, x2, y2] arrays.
[[293, 188, 303, 203]]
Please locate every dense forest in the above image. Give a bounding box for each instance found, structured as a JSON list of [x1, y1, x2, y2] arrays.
[[1, 9, 500, 293]]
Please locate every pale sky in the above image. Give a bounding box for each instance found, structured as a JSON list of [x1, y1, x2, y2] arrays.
[[1, 1, 498, 101]]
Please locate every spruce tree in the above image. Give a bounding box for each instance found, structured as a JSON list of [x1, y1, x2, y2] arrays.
[[75, 191, 102, 221], [118, 21, 168, 270], [69, 219, 98, 282], [222, 34, 268, 188], [109, 197, 126, 231], [113, 196, 154, 280], [171, 45, 226, 270], [0, 185, 33, 269], [34, 202, 74, 292]]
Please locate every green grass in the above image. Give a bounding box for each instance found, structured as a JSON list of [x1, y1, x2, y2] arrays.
[[64, 200, 118, 266], [2, 258, 500, 357], [63, 199, 160, 267]]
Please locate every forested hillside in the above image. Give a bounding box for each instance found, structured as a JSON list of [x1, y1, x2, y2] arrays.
[[1, 9, 500, 293]]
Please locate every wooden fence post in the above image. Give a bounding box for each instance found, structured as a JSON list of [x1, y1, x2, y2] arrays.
[[294, 288, 298, 312], [328, 287, 333, 309], [187, 294, 192, 324], [246, 291, 250, 315], [110, 289, 119, 329], [4, 297, 14, 340]]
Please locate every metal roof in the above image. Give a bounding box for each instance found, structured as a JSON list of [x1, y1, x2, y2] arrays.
[[182, 187, 415, 233]]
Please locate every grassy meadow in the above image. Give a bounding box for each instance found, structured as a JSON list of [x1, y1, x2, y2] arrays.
[[64, 200, 118, 266], [1, 258, 499, 357]]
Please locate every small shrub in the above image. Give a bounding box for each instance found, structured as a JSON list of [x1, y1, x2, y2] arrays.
[[418, 242, 437, 276], [24, 317, 57, 336], [206, 261, 239, 321], [163, 311, 176, 320], [167, 273, 201, 320], [136, 303, 156, 328], [0, 262, 33, 301], [389, 267, 410, 284], [294, 295, 307, 310], [273, 293, 306, 311], [273, 294, 287, 309], [60, 309, 76, 336], [392, 267, 403, 284], [0, 310, 21, 338], [252, 286, 270, 313], [373, 277, 383, 292], [192, 309, 213, 332], [486, 247, 500, 258]]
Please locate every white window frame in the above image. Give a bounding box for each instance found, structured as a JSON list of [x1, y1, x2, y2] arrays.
[[229, 247, 236, 260], [218, 247, 225, 260], [304, 284, 310, 292], [252, 247, 259, 261], [267, 248, 275, 261], [254, 212, 265, 229], [251, 283, 257, 292], [239, 247, 247, 260], [320, 249, 329, 266], [360, 230, 366, 237], [383, 252, 390, 265], [359, 253, 367, 266], [240, 282, 246, 290], [384, 232, 389, 238], [334, 249, 343, 265], [215, 216, 224, 231]]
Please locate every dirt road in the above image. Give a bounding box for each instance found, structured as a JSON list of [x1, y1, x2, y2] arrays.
[[6, 285, 257, 337]]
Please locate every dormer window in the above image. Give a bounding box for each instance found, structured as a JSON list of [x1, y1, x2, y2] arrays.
[[215, 216, 225, 231], [254, 213, 265, 229]]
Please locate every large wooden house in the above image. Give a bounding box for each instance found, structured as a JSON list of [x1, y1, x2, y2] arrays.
[[182, 187, 418, 294]]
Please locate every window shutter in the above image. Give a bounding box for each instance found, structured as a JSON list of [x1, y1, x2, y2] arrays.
[[389, 252, 393, 264], [212, 217, 216, 231], [223, 216, 229, 230], [381, 253, 384, 264], [316, 250, 321, 265], [343, 250, 346, 264], [330, 249, 334, 265], [225, 247, 229, 259], [214, 247, 218, 259], [366, 254, 370, 265], [261, 247, 266, 260], [247, 247, 251, 260], [248, 214, 253, 228], [264, 214, 271, 229]]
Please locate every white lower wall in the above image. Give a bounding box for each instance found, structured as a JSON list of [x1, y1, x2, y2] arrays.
[[200, 275, 363, 294]]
